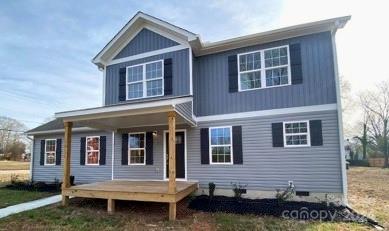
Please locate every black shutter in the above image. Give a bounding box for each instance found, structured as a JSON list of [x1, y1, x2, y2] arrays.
[[121, 133, 128, 165], [55, 139, 61, 165], [200, 128, 209, 164], [272, 123, 284, 147], [99, 136, 106, 165], [119, 67, 126, 101], [80, 137, 86, 165], [310, 120, 323, 146], [290, 43, 303, 84], [40, 140, 45, 165], [232, 126, 243, 164], [164, 58, 173, 95], [228, 55, 238, 92], [146, 132, 153, 165]]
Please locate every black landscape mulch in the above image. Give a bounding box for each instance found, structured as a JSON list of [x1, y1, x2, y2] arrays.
[[188, 195, 383, 228], [5, 181, 61, 193]]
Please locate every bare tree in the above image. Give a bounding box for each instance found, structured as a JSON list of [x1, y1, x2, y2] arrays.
[[360, 81, 389, 167], [0, 116, 27, 157]]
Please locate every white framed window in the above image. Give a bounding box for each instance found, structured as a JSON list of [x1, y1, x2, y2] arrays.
[[128, 132, 146, 165], [209, 126, 233, 164], [86, 136, 100, 165], [44, 139, 56, 165], [283, 121, 311, 147], [126, 60, 164, 100], [238, 45, 291, 91]]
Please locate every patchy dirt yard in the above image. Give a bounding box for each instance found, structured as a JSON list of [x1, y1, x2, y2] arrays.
[[0, 167, 387, 230]]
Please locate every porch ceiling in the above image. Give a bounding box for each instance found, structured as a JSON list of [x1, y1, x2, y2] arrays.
[[55, 97, 195, 130]]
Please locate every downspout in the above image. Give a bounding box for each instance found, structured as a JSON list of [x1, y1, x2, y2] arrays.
[[331, 28, 348, 204]]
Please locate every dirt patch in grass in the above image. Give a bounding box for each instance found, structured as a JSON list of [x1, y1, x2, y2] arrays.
[[347, 167, 389, 229]]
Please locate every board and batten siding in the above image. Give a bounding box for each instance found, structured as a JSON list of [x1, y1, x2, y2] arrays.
[[193, 31, 337, 116], [113, 28, 179, 60], [32, 131, 112, 184], [187, 109, 342, 193], [105, 48, 190, 105]]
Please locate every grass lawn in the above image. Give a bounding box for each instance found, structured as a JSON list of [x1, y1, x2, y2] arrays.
[[0, 167, 387, 231], [0, 188, 57, 208]]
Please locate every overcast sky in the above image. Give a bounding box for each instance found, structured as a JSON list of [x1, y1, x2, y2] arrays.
[[0, 0, 388, 130]]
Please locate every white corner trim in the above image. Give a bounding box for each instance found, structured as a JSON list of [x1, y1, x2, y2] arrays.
[[108, 44, 189, 66], [102, 67, 106, 106], [111, 131, 115, 180], [196, 104, 337, 122], [189, 47, 193, 95], [331, 31, 348, 203]]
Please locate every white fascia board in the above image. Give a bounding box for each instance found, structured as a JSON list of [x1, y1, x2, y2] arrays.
[[26, 127, 98, 135], [55, 97, 193, 121], [193, 16, 350, 56], [108, 44, 189, 66], [196, 104, 338, 122]]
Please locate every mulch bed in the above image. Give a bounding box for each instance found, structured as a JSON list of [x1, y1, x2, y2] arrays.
[[188, 195, 383, 228], [5, 181, 61, 193]]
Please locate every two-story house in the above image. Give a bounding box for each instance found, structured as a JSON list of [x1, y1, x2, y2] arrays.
[[27, 12, 350, 207]]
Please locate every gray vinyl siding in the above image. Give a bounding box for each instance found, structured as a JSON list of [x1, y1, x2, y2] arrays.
[[193, 31, 337, 116], [113, 28, 178, 60], [32, 131, 112, 184], [105, 48, 190, 105], [175, 101, 194, 123], [188, 110, 342, 193], [110, 110, 341, 193]]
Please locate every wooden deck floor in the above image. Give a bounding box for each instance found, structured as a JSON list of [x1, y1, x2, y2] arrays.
[[62, 180, 198, 203]]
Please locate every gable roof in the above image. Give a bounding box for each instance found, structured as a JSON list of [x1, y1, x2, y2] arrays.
[[92, 11, 199, 68], [92, 12, 350, 67]]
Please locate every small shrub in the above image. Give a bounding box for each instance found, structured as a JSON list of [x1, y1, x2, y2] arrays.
[[10, 174, 20, 184], [348, 159, 369, 167], [276, 184, 295, 202], [209, 182, 216, 199], [231, 182, 247, 199]]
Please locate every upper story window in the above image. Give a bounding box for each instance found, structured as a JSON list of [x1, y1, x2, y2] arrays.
[[128, 133, 146, 165], [127, 60, 164, 100], [238, 45, 291, 91], [45, 139, 56, 165], [209, 127, 233, 164], [283, 121, 310, 147], [86, 136, 100, 165]]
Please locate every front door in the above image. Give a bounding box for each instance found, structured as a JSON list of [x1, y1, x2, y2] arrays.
[[165, 131, 185, 179]]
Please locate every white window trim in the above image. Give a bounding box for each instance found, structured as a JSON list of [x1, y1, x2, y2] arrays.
[[283, 120, 311, 147], [209, 126, 233, 165], [44, 139, 56, 166], [85, 136, 100, 166], [237, 45, 291, 92], [126, 60, 164, 100], [128, 132, 146, 165]]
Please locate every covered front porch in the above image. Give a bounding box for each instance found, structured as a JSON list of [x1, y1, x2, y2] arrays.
[[55, 97, 197, 220]]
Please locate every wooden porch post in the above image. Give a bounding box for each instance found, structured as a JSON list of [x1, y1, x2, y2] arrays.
[[62, 121, 72, 206], [167, 111, 176, 220]]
